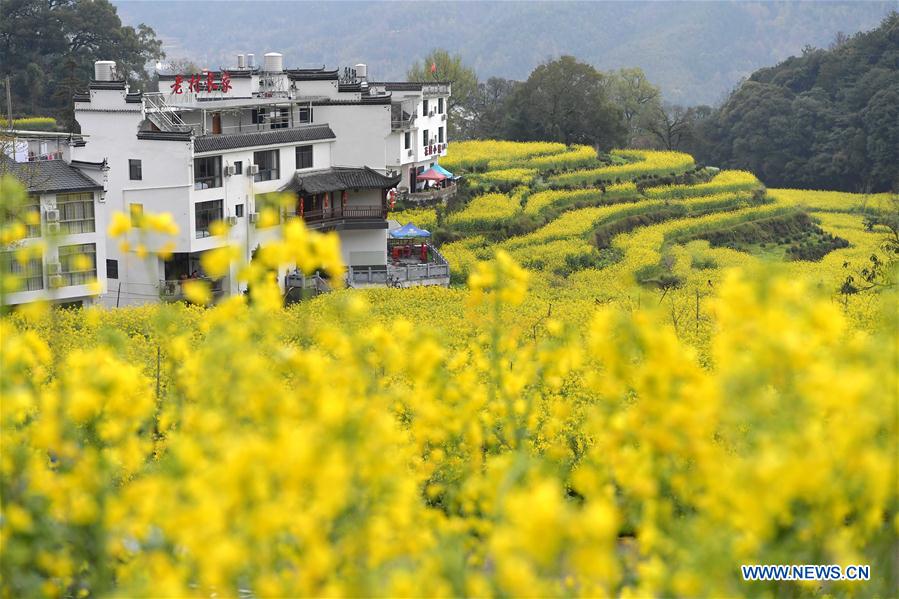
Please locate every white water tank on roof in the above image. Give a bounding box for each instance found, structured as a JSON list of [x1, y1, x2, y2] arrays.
[[247, 54, 255, 69], [264, 52, 283, 73], [94, 60, 116, 81], [355, 63, 367, 80], [237, 54, 245, 69]]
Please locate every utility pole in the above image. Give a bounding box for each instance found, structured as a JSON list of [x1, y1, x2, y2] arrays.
[[5, 76, 11, 130]]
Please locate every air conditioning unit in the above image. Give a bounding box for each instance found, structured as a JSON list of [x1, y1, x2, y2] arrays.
[[249, 212, 259, 223], [247, 164, 260, 176], [47, 262, 61, 275], [49, 275, 64, 288], [46, 222, 60, 234], [407, 149, 413, 157], [224, 165, 236, 176], [441, 113, 446, 121], [45, 208, 60, 222], [428, 110, 435, 117], [226, 215, 238, 225]]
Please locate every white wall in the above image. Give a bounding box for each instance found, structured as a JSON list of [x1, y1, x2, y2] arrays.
[[315, 104, 390, 168], [339, 229, 387, 267]]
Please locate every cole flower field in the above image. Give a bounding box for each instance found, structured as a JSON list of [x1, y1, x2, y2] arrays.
[[1, 141, 897, 598]]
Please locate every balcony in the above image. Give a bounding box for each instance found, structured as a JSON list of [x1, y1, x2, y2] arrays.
[[159, 277, 224, 301], [349, 244, 450, 288], [297, 204, 387, 229]]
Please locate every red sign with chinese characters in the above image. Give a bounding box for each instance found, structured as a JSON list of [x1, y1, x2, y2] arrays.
[[170, 72, 232, 95]]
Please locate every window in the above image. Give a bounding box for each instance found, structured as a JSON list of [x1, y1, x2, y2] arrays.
[[270, 107, 288, 129], [130, 203, 144, 226], [25, 196, 41, 238], [107, 259, 118, 279], [233, 161, 243, 175], [57, 192, 95, 234], [235, 204, 244, 218], [296, 145, 313, 169], [253, 149, 279, 182], [251, 108, 267, 125], [438, 127, 444, 143], [404, 131, 411, 150], [423, 99, 429, 115], [57, 243, 97, 287], [129, 159, 142, 181], [1, 252, 43, 292], [422, 129, 429, 147], [195, 200, 223, 238], [194, 156, 222, 190], [299, 105, 313, 123], [438, 98, 444, 114]]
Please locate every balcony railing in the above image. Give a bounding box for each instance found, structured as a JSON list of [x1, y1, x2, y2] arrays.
[[159, 277, 224, 301], [404, 185, 457, 204], [348, 244, 450, 288], [298, 205, 387, 225]]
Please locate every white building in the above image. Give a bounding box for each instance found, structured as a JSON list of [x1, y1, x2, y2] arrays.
[[66, 54, 451, 306], [1, 155, 108, 308]]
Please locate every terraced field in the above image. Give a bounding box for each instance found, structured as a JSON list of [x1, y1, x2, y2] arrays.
[[383, 144, 893, 340]]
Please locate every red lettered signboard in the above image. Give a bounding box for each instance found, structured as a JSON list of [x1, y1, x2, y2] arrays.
[[171, 71, 233, 95]]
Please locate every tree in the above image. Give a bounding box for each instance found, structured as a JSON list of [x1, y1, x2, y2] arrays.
[[641, 103, 695, 151], [407, 49, 478, 137], [462, 77, 521, 140], [604, 67, 662, 146], [504, 56, 626, 150], [0, 0, 164, 124]]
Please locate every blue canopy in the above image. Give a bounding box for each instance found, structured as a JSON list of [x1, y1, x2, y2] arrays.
[[433, 164, 456, 179], [390, 222, 431, 239]]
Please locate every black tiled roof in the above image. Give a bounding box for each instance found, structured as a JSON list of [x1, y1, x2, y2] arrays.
[[312, 95, 392, 106], [88, 80, 126, 90], [280, 167, 401, 194], [193, 124, 336, 153], [137, 130, 193, 142], [5, 160, 103, 193], [287, 68, 339, 81], [371, 81, 452, 91]]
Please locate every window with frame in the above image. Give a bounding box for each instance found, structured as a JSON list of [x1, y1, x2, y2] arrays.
[[57, 192, 95, 234], [251, 108, 267, 125], [1, 252, 44, 292], [423, 99, 429, 115], [233, 161, 243, 175], [107, 259, 118, 279], [195, 199, 223, 238], [298, 105, 313, 123], [24, 195, 41, 238], [422, 129, 429, 147], [235, 204, 244, 218], [438, 98, 444, 114], [296, 145, 313, 169], [194, 156, 222, 190], [438, 127, 444, 143], [404, 131, 411, 149], [57, 243, 97, 287], [129, 159, 142, 180], [253, 149, 280, 182]]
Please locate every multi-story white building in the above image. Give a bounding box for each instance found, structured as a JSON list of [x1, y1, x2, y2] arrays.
[[1, 155, 108, 308], [64, 54, 451, 306]]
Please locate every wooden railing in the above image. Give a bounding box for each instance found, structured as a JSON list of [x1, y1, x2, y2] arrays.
[[298, 205, 387, 223]]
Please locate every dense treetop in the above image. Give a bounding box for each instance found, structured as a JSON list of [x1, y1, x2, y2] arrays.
[[693, 12, 898, 192]]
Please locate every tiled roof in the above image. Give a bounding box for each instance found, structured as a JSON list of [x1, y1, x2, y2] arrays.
[[4, 160, 103, 193], [280, 167, 401, 194], [193, 124, 335, 153]]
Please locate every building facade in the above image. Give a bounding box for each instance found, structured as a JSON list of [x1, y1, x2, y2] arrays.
[[1, 158, 107, 308], [2, 54, 451, 307]]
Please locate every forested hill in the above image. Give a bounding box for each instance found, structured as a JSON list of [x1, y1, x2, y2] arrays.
[[112, 0, 895, 106], [693, 12, 898, 193]]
